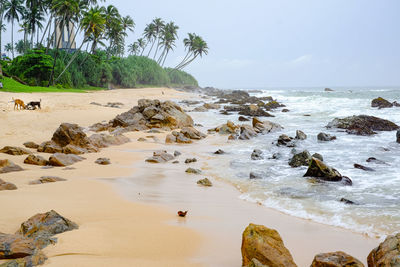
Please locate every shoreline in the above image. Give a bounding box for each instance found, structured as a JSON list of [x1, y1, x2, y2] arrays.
[[0, 87, 380, 266]]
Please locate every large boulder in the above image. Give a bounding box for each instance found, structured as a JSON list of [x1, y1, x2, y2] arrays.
[[89, 133, 130, 148], [241, 223, 297, 267], [239, 125, 258, 140], [239, 105, 274, 117], [48, 153, 85, 167], [371, 97, 393, 109], [252, 118, 282, 134], [367, 233, 400, 267], [0, 159, 23, 174], [303, 158, 343, 182], [210, 121, 240, 135], [289, 150, 312, 168], [37, 141, 63, 153], [180, 127, 207, 140], [327, 115, 399, 136], [24, 155, 48, 166], [311, 251, 364, 267], [51, 123, 98, 153], [0, 146, 32, 156], [317, 132, 336, 141], [295, 130, 307, 140], [0, 233, 37, 259]]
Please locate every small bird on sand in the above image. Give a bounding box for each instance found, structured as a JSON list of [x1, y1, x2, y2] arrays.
[[177, 210, 188, 217]]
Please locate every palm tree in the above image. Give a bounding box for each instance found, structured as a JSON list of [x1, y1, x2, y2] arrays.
[[157, 21, 178, 66], [4, 42, 12, 57], [14, 39, 30, 54], [0, 0, 7, 56], [0, 23, 5, 57], [136, 37, 146, 56], [175, 34, 208, 70], [127, 42, 139, 55], [3, 0, 25, 58], [151, 17, 164, 60], [143, 22, 156, 57]]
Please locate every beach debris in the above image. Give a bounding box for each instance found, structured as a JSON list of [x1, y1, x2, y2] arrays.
[[214, 149, 225, 155], [0, 146, 32, 155], [48, 153, 85, 167], [29, 176, 67, 185], [251, 149, 263, 160], [353, 163, 375, 172], [371, 97, 399, 109], [24, 154, 48, 166], [326, 115, 399, 136], [23, 141, 39, 149], [145, 150, 174, 163], [238, 116, 250, 122], [185, 158, 197, 164], [317, 132, 336, 142], [304, 158, 352, 185], [95, 157, 111, 165], [0, 159, 24, 174], [241, 223, 297, 267], [197, 178, 212, 187], [289, 150, 311, 168], [368, 233, 400, 267], [0, 179, 17, 190], [174, 151, 181, 157], [177, 211, 188, 217], [276, 134, 296, 147], [185, 167, 201, 174], [295, 130, 307, 140], [311, 251, 364, 267]]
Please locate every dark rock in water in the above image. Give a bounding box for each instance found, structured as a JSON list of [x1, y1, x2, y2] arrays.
[[0, 179, 17, 190], [312, 153, 324, 162], [0, 159, 24, 174], [324, 88, 334, 92], [341, 176, 353, 186], [303, 114, 311, 116], [271, 153, 282, 160], [252, 118, 283, 134], [340, 198, 357, 205], [48, 153, 85, 167], [174, 151, 181, 157], [239, 125, 258, 140], [238, 116, 250, 122], [251, 149, 263, 160], [23, 141, 39, 149], [197, 178, 212, 187], [214, 149, 225, 155], [304, 158, 342, 182], [354, 163, 375, 171], [371, 97, 393, 109], [397, 130, 400, 143], [24, 154, 48, 166], [95, 157, 111, 165], [317, 132, 336, 141], [289, 150, 311, 168], [29, 176, 67, 185], [241, 224, 297, 267], [282, 109, 290, 112], [249, 172, 261, 179], [172, 160, 179, 164], [145, 151, 174, 163], [185, 168, 201, 174], [366, 157, 386, 165], [0, 146, 32, 155], [277, 134, 296, 147], [368, 233, 400, 267], [311, 251, 364, 267], [264, 101, 285, 111], [326, 115, 399, 136], [238, 105, 274, 117], [185, 158, 197, 164], [295, 130, 307, 140]]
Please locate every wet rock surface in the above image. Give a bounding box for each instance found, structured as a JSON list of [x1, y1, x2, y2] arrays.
[[368, 233, 400, 267], [327, 115, 399, 135], [304, 158, 344, 183], [317, 132, 336, 141], [289, 150, 311, 168], [311, 251, 364, 267], [371, 97, 394, 109], [295, 130, 307, 140], [251, 149, 263, 160]]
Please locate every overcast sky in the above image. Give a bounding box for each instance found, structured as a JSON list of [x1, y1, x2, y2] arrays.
[[3, 0, 400, 88]]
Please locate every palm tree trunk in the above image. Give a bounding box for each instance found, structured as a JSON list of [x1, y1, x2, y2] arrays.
[[11, 20, 14, 59], [31, 28, 34, 49], [48, 20, 65, 86], [177, 55, 197, 70], [147, 39, 155, 57], [0, 12, 3, 56], [153, 37, 161, 59], [157, 47, 166, 64], [161, 50, 169, 67], [55, 39, 86, 83], [40, 15, 52, 46], [174, 51, 193, 69]]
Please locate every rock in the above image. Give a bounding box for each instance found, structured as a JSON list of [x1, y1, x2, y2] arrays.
[[295, 130, 307, 140], [37, 141, 62, 153], [312, 153, 324, 162], [51, 123, 97, 152], [371, 97, 393, 109], [252, 118, 283, 134], [311, 251, 364, 267], [185, 158, 197, 164], [23, 154, 47, 166], [95, 158, 111, 165], [327, 115, 399, 136], [137, 137, 147, 142], [341, 176, 353, 186], [354, 163, 375, 171], [203, 103, 220, 109], [29, 176, 67, 185], [48, 153, 85, 167], [89, 122, 112, 132], [180, 127, 206, 140], [89, 133, 130, 148], [197, 178, 212, 187], [165, 134, 177, 144], [397, 130, 400, 143], [271, 153, 282, 160], [147, 129, 162, 133], [264, 101, 285, 111], [241, 223, 297, 267], [0, 179, 17, 190], [366, 157, 386, 164], [62, 144, 87, 155], [277, 134, 295, 147], [303, 158, 343, 182], [249, 172, 261, 179], [282, 109, 290, 113], [289, 150, 311, 168], [239, 105, 274, 117], [193, 106, 208, 112], [105, 102, 123, 108], [185, 168, 201, 174], [211, 120, 240, 135], [0, 233, 37, 259], [239, 116, 250, 122], [0, 250, 47, 266], [214, 149, 225, 155], [340, 198, 357, 205], [324, 88, 334, 92], [0, 146, 32, 155], [174, 151, 181, 157], [0, 159, 23, 174], [17, 210, 78, 248], [367, 233, 400, 267], [23, 142, 39, 149], [176, 133, 193, 143], [145, 151, 174, 163], [317, 132, 336, 141], [251, 149, 263, 160], [239, 125, 258, 140], [172, 160, 179, 164]]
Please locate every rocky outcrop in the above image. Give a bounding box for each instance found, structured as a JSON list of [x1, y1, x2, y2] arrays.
[[24, 155, 48, 166], [371, 97, 394, 109], [367, 233, 400, 267], [327, 115, 399, 135], [325, 88, 334, 92], [289, 150, 311, 168], [48, 153, 85, 167], [209, 121, 240, 135], [0, 146, 32, 155], [264, 101, 285, 111], [252, 118, 282, 134], [95, 158, 111, 165], [354, 163, 374, 171], [317, 132, 336, 141], [238, 105, 274, 117], [197, 178, 212, 187], [145, 151, 174, 163], [251, 149, 263, 160], [203, 103, 221, 109], [51, 123, 98, 152], [0, 159, 23, 174], [166, 127, 206, 144], [37, 141, 62, 153], [0, 233, 38, 259], [241, 223, 297, 267], [312, 153, 324, 162], [239, 125, 258, 140], [310, 251, 364, 267], [295, 130, 307, 140], [180, 127, 207, 140], [0, 179, 17, 190], [304, 158, 351, 185], [29, 176, 67, 185], [23, 142, 39, 149]]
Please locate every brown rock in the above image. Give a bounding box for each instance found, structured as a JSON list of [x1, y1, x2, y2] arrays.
[[145, 151, 174, 163], [252, 118, 283, 134], [367, 233, 400, 267], [0, 159, 23, 174], [0, 179, 17, 190], [176, 133, 193, 144], [203, 103, 221, 109], [239, 125, 258, 140], [303, 158, 343, 182], [311, 251, 364, 267], [0, 146, 32, 155], [0, 233, 37, 259], [89, 122, 112, 132], [165, 134, 177, 144], [62, 144, 87, 155], [48, 153, 85, 167], [51, 123, 92, 148], [241, 223, 297, 267], [89, 133, 130, 148], [95, 158, 111, 165], [37, 141, 62, 153], [180, 127, 207, 140], [29, 176, 67, 185], [197, 178, 212, 186], [371, 97, 393, 109], [23, 142, 39, 149], [24, 155, 48, 166], [0, 250, 47, 266]]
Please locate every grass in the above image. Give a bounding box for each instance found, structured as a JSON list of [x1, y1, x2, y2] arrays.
[[0, 77, 104, 93]]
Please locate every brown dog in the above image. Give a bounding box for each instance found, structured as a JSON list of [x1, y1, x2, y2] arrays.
[[13, 98, 26, 110]]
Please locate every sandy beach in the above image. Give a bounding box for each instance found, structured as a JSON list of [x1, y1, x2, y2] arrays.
[[0, 88, 380, 266]]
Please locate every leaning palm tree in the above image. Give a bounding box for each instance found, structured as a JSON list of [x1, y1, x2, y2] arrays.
[[143, 22, 156, 57], [175, 34, 208, 70], [151, 17, 164, 60], [3, 0, 25, 58], [157, 21, 178, 66]]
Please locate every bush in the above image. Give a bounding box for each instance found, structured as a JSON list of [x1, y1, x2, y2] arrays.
[[165, 68, 198, 86]]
